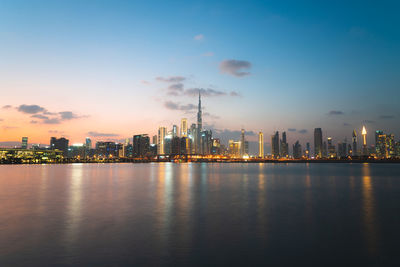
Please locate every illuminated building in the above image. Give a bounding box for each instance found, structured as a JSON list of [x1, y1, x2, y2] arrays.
[[396, 142, 400, 158], [197, 92, 202, 154], [172, 125, 178, 138], [293, 141, 302, 159], [258, 131, 264, 158], [152, 135, 157, 145], [0, 148, 63, 163], [306, 142, 310, 158], [95, 141, 121, 158], [189, 123, 197, 154], [280, 131, 288, 158], [362, 126, 368, 156], [228, 140, 241, 158], [180, 118, 188, 137], [352, 130, 357, 156], [314, 128, 323, 158], [388, 134, 395, 158], [133, 134, 150, 157], [240, 129, 245, 157], [50, 137, 69, 157], [201, 130, 212, 155], [21, 137, 28, 149], [271, 131, 279, 159], [157, 127, 166, 155], [69, 143, 85, 158], [212, 138, 221, 155], [327, 137, 336, 158]]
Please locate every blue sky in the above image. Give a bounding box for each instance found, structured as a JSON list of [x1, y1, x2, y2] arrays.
[[0, 0, 399, 149]]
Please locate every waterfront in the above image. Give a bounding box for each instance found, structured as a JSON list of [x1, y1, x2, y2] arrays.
[[1, 163, 400, 266]]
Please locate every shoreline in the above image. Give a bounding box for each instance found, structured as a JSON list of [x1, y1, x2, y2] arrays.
[[1, 159, 400, 165]]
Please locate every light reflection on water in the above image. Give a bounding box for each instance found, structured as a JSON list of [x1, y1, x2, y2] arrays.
[[0, 163, 400, 266]]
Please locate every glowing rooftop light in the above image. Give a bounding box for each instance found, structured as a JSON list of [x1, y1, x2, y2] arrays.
[[362, 126, 367, 135]]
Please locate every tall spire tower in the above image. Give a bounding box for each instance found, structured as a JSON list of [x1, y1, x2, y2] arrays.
[[197, 91, 202, 131], [196, 91, 203, 154], [361, 126, 368, 156]]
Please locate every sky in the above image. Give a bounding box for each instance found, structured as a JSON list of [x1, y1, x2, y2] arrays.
[[1, 0, 399, 151]]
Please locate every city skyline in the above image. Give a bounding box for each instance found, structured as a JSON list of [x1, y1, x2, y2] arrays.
[[1, 1, 400, 147]]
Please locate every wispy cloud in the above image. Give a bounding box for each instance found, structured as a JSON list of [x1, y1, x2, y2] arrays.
[[164, 101, 196, 111], [87, 131, 119, 137], [298, 129, 308, 134], [14, 104, 86, 124], [184, 88, 227, 97], [18, 104, 46, 114], [288, 128, 297, 132], [2, 105, 12, 109], [219, 59, 252, 77], [379, 115, 395, 119], [156, 76, 186, 83], [328, 110, 344, 115]]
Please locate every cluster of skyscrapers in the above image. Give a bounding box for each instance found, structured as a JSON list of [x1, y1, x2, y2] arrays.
[[2, 93, 400, 161]]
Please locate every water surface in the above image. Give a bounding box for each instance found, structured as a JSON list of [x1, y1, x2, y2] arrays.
[[1, 163, 400, 266]]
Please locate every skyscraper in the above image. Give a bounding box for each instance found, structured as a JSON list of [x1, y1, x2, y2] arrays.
[[240, 129, 245, 157], [85, 137, 92, 149], [157, 127, 166, 155], [314, 128, 323, 158], [21, 137, 28, 149], [362, 126, 368, 156], [180, 118, 188, 137], [50, 137, 69, 157], [271, 131, 280, 158], [133, 134, 150, 157], [280, 131, 288, 158], [293, 141, 302, 159], [197, 92, 202, 154], [327, 137, 336, 158], [352, 130, 357, 156], [172, 125, 178, 138], [258, 131, 264, 158]]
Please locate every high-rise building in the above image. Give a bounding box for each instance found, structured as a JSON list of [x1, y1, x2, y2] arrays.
[[327, 137, 336, 158], [362, 126, 368, 156], [240, 129, 245, 157], [180, 118, 188, 137], [306, 142, 310, 158], [189, 123, 197, 154], [280, 131, 289, 158], [152, 135, 157, 145], [271, 131, 280, 158], [157, 127, 166, 155], [172, 125, 178, 138], [314, 128, 323, 158], [95, 142, 121, 158], [133, 134, 150, 157], [258, 131, 264, 158], [201, 130, 213, 155], [352, 130, 358, 156], [197, 92, 202, 154], [293, 141, 302, 159], [228, 140, 241, 157], [375, 131, 386, 158], [85, 137, 92, 149], [21, 137, 28, 149], [50, 137, 69, 157]]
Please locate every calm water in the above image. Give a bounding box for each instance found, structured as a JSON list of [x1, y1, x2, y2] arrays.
[[1, 163, 400, 266]]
